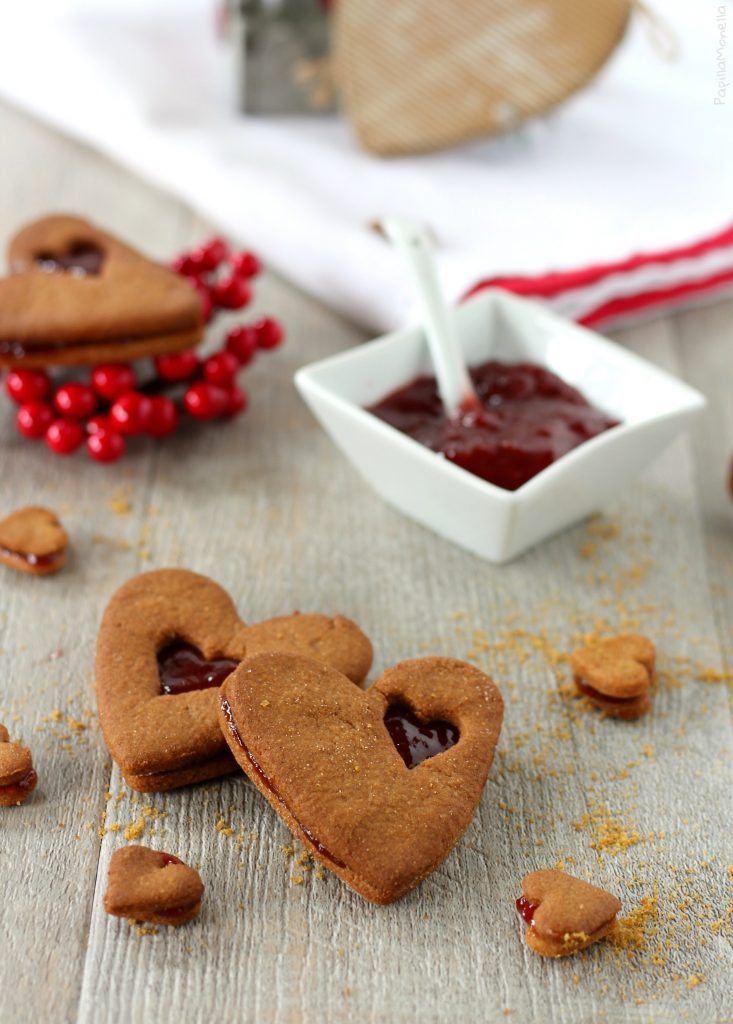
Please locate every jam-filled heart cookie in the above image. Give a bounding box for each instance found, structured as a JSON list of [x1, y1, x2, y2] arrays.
[[517, 869, 621, 957], [218, 652, 504, 904], [96, 569, 373, 793], [570, 634, 655, 719], [0, 506, 68, 575], [104, 846, 204, 926], [0, 723, 38, 806], [0, 214, 203, 367]]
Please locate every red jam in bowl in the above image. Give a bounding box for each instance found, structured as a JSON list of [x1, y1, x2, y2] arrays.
[[367, 361, 618, 492]]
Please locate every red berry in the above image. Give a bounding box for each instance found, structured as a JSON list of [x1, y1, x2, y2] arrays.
[[109, 392, 153, 436], [170, 250, 206, 276], [53, 382, 97, 420], [154, 350, 200, 382], [211, 275, 251, 310], [87, 428, 125, 463], [203, 351, 239, 387], [147, 396, 179, 438], [16, 401, 54, 439], [45, 418, 84, 455], [86, 414, 109, 435], [5, 369, 52, 404], [253, 317, 284, 350], [183, 381, 229, 420], [91, 363, 137, 401], [230, 251, 261, 278], [196, 237, 229, 272], [224, 386, 248, 418], [225, 325, 258, 366]]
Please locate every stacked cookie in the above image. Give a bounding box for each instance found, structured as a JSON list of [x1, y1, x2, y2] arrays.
[[95, 568, 505, 905]]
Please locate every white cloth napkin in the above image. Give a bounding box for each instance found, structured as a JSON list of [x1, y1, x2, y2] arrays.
[[0, 0, 730, 333]]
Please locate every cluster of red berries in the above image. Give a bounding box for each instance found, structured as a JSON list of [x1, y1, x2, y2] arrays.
[[3, 239, 284, 463]]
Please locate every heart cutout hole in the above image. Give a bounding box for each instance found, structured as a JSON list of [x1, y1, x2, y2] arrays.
[[383, 704, 459, 768], [35, 241, 105, 277], [157, 640, 238, 696]]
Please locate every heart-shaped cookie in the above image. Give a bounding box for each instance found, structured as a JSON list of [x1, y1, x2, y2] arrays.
[[571, 634, 655, 719], [0, 723, 37, 806], [0, 506, 68, 575], [104, 845, 204, 926], [334, 0, 631, 154], [517, 869, 621, 956], [0, 214, 203, 367], [96, 569, 373, 792], [218, 652, 504, 904]]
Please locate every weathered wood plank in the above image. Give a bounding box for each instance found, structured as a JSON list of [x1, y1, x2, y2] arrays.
[[0, 99, 731, 1024]]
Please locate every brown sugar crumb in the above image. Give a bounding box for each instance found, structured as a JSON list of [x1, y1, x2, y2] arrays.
[[609, 894, 658, 951], [215, 819, 234, 837], [124, 817, 145, 842], [572, 804, 643, 855], [260, 699, 270, 708], [50, 709, 62, 723], [67, 717, 86, 733], [281, 844, 295, 859], [291, 874, 304, 886], [108, 495, 132, 516]]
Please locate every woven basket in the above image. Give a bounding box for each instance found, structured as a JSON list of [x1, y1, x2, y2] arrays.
[[334, 0, 632, 155]]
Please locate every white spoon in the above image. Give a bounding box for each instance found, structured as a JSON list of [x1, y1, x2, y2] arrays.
[[382, 217, 480, 419]]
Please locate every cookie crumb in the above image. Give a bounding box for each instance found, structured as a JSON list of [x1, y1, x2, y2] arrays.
[[215, 819, 234, 837]]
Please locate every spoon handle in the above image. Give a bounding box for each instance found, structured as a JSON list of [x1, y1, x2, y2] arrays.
[[382, 217, 475, 418]]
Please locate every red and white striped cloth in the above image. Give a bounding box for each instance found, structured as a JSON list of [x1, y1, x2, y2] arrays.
[[469, 223, 733, 330], [0, 0, 729, 335]]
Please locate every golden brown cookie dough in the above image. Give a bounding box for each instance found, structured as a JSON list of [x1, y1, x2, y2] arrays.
[[571, 634, 655, 719], [0, 506, 68, 576], [104, 846, 204, 926], [0, 214, 203, 367], [0, 723, 37, 806], [518, 868, 621, 957], [96, 569, 373, 792], [218, 652, 504, 905]]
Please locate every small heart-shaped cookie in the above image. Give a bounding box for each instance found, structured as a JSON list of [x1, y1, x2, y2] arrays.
[[517, 869, 621, 956], [571, 634, 655, 719], [0, 506, 68, 575], [96, 569, 373, 792], [219, 652, 504, 904], [104, 846, 204, 926], [0, 215, 203, 367], [0, 723, 37, 806]]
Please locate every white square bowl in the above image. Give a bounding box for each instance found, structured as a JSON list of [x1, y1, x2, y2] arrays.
[[295, 290, 706, 563]]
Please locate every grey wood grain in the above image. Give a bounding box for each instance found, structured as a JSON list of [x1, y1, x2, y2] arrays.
[[0, 101, 730, 1024]]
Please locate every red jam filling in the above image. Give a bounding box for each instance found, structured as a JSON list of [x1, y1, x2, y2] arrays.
[[158, 642, 238, 695], [384, 705, 459, 768], [575, 678, 635, 704], [158, 901, 199, 919], [0, 768, 37, 802], [35, 243, 104, 276], [160, 853, 182, 867], [516, 895, 538, 926], [367, 360, 618, 491], [0, 545, 61, 568], [220, 697, 346, 868]]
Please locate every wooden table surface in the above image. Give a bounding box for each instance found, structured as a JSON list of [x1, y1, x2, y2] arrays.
[[1, 101, 731, 1024]]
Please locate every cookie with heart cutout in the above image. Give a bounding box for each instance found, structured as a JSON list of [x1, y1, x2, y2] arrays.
[[96, 569, 373, 793], [0, 506, 68, 576], [517, 869, 621, 956], [0, 723, 38, 806], [571, 634, 655, 719], [218, 652, 504, 905], [104, 846, 204, 926], [0, 214, 203, 367]]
